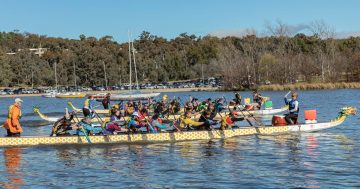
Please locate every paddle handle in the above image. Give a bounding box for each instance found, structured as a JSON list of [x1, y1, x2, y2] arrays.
[[285, 91, 291, 97]]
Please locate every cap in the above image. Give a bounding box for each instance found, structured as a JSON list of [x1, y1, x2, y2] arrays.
[[132, 112, 140, 117], [15, 98, 23, 103]]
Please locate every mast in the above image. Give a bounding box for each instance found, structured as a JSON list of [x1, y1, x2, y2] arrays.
[[103, 61, 108, 90], [128, 31, 132, 91], [131, 33, 139, 90], [73, 62, 76, 89], [54, 62, 58, 92]]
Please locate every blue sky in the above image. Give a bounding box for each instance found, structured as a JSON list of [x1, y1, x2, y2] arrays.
[[1, 0, 360, 42]]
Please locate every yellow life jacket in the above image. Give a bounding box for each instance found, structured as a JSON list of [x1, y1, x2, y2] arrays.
[[84, 99, 90, 108]]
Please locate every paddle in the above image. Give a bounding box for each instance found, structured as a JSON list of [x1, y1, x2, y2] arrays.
[[73, 113, 91, 143]]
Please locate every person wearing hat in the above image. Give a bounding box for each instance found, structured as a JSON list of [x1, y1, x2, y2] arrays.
[[3, 98, 23, 137], [284, 91, 299, 124], [127, 112, 145, 133]]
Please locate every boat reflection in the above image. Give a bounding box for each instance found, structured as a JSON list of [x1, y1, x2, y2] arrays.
[[1, 148, 25, 189]]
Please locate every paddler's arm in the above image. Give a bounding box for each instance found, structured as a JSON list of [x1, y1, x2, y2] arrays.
[[184, 118, 204, 127]]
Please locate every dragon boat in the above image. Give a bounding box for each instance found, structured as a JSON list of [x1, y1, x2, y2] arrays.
[[1, 107, 355, 147], [34, 104, 288, 123]]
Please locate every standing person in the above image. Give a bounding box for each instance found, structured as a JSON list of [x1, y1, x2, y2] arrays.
[[284, 91, 299, 124], [233, 92, 242, 106], [252, 90, 263, 110], [83, 95, 95, 117], [3, 98, 23, 137], [102, 93, 111, 109]]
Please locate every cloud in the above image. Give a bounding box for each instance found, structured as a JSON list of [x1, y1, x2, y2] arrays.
[[335, 31, 360, 39], [208, 28, 258, 38]]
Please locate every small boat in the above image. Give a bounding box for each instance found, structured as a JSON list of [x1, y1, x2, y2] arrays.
[[110, 91, 160, 101], [92, 93, 108, 101], [56, 92, 87, 98], [42, 91, 59, 98], [2, 107, 355, 147]]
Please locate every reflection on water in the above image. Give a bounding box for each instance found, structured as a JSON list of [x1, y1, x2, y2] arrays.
[[0, 148, 25, 189]]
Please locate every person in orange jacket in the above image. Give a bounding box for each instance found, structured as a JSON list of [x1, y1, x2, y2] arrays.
[[3, 98, 23, 137]]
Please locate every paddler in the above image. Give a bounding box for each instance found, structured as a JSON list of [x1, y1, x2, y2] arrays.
[[128, 112, 145, 133], [233, 92, 242, 105], [284, 91, 299, 124], [83, 95, 95, 117], [178, 111, 205, 131], [102, 93, 111, 109], [105, 108, 127, 134], [198, 110, 218, 130], [150, 114, 167, 132], [220, 112, 247, 130], [252, 90, 264, 110], [3, 98, 23, 137]]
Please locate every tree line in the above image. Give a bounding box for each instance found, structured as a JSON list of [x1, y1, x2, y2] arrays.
[[0, 23, 359, 90]]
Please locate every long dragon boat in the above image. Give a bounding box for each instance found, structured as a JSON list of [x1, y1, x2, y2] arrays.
[[34, 104, 288, 123], [1, 107, 355, 147]]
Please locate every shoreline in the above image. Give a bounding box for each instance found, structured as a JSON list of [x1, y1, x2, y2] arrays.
[[0, 87, 219, 98], [1, 82, 360, 98]]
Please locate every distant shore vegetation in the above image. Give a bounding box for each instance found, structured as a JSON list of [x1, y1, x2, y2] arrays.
[[0, 21, 359, 90]]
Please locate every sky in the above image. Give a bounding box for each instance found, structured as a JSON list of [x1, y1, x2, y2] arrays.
[[1, 0, 360, 42]]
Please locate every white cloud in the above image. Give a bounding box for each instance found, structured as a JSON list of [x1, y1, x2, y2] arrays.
[[335, 31, 360, 39], [208, 28, 258, 38]]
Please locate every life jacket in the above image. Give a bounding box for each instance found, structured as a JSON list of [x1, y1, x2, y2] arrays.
[[7, 105, 22, 119], [84, 99, 91, 109], [4, 104, 23, 133], [288, 99, 299, 115]]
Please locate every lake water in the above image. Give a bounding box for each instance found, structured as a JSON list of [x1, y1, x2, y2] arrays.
[[0, 89, 359, 188]]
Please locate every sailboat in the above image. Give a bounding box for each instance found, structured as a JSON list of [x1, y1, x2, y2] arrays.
[[55, 61, 86, 98], [110, 32, 160, 101], [42, 62, 60, 98]]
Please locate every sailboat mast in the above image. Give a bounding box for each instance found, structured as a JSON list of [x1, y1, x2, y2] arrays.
[[73, 62, 76, 89], [128, 31, 132, 91], [131, 33, 139, 90], [54, 62, 58, 92]]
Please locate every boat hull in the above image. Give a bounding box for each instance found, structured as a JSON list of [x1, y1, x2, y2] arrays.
[[110, 92, 160, 101], [0, 118, 345, 147]]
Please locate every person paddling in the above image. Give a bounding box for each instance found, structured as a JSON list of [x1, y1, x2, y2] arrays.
[[83, 95, 95, 117], [3, 98, 23, 137], [252, 90, 264, 110], [284, 91, 299, 125], [102, 93, 111, 109]]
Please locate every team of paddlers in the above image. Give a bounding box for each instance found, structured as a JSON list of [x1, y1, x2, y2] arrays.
[[2, 90, 300, 137]]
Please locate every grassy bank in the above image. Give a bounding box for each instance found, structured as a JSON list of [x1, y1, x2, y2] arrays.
[[257, 82, 360, 91]]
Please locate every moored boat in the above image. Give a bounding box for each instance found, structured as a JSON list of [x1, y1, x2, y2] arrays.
[[110, 91, 160, 101], [2, 107, 355, 147], [56, 92, 86, 98]]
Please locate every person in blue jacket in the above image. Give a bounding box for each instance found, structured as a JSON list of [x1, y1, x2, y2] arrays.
[[284, 91, 299, 124]]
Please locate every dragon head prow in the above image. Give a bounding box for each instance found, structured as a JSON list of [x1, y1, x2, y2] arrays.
[[340, 106, 357, 116]]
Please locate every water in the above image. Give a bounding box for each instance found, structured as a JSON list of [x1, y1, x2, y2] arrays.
[[0, 89, 360, 188]]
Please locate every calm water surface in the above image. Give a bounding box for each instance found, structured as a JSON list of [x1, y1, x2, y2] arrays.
[[0, 89, 359, 188]]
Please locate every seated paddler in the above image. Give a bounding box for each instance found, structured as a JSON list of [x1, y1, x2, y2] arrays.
[[220, 112, 247, 130], [105, 108, 127, 134], [198, 110, 218, 130], [178, 111, 205, 130], [128, 112, 146, 133], [50, 108, 76, 136], [75, 117, 103, 136], [284, 91, 299, 125], [149, 114, 167, 132]]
